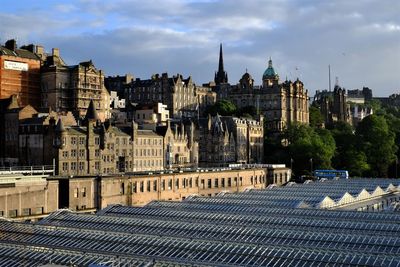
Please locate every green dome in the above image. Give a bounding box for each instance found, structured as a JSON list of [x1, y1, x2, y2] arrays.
[[263, 58, 278, 78]]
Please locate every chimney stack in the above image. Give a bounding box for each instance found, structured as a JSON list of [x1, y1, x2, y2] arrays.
[[5, 39, 17, 51]]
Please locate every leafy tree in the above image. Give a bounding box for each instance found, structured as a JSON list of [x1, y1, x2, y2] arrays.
[[309, 106, 324, 128], [330, 122, 370, 176], [284, 124, 336, 176], [237, 105, 258, 118], [204, 100, 237, 116], [356, 115, 397, 177]]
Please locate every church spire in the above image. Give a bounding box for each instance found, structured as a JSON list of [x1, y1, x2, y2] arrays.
[[214, 43, 228, 85], [218, 43, 224, 73]]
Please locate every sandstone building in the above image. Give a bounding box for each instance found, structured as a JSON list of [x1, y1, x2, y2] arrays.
[[40, 49, 110, 121], [0, 40, 41, 108], [198, 114, 264, 167], [210, 45, 309, 134]]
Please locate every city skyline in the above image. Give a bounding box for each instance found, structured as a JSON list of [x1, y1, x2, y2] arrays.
[[1, 0, 400, 96]]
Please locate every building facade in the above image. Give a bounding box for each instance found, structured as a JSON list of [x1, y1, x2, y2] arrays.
[[313, 85, 351, 126], [210, 46, 309, 134], [41, 49, 110, 121], [198, 115, 264, 167], [0, 40, 41, 108], [125, 73, 198, 118]]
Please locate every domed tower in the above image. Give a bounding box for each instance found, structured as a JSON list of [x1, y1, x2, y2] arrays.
[[239, 71, 254, 91], [262, 58, 279, 87]]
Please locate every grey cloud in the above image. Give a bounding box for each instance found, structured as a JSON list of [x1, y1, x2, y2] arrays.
[[1, 0, 399, 96]]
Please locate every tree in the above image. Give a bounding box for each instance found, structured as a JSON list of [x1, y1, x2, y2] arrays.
[[284, 124, 336, 176], [204, 100, 237, 116], [330, 121, 370, 177], [356, 115, 397, 177], [237, 105, 258, 119], [309, 106, 324, 128]]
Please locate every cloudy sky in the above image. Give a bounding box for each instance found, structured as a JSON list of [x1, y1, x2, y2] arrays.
[[1, 0, 399, 96]]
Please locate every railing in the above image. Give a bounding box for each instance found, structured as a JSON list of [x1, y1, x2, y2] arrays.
[[0, 165, 55, 176]]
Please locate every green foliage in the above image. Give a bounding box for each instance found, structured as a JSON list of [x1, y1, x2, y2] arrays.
[[284, 124, 336, 176], [330, 122, 370, 176], [237, 105, 258, 119], [309, 106, 324, 128], [204, 100, 237, 116], [355, 115, 397, 177]]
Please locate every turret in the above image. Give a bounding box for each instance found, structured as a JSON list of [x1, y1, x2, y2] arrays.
[[54, 118, 66, 149]]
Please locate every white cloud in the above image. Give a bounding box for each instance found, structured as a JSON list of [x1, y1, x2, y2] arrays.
[[1, 0, 400, 96]]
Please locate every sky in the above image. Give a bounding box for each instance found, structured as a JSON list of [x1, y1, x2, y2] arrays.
[[1, 0, 399, 97]]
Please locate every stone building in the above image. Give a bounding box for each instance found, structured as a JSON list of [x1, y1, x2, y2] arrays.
[[0, 39, 41, 108], [314, 85, 351, 126], [125, 73, 198, 118], [156, 120, 198, 169], [195, 85, 217, 117], [210, 45, 309, 134], [14, 101, 163, 175], [51, 167, 269, 210], [104, 74, 134, 98], [40, 48, 110, 121], [0, 164, 292, 220], [0, 95, 39, 166], [0, 174, 59, 219], [133, 102, 170, 125], [198, 114, 264, 167]]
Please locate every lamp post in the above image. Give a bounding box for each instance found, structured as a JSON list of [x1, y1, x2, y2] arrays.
[[310, 158, 313, 174], [290, 158, 294, 173]]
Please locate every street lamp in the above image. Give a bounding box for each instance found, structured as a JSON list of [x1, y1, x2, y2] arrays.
[[310, 158, 313, 174], [290, 158, 294, 172]]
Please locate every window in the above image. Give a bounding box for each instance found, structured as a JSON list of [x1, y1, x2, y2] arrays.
[[79, 137, 85, 145], [8, 210, 17, 218], [95, 137, 100, 145], [175, 178, 179, 189], [221, 178, 225, 187], [74, 188, 79, 198], [22, 208, 31, 216], [147, 180, 151, 192], [71, 137, 77, 145], [208, 179, 212, 188], [62, 162, 68, 171], [153, 180, 157, 191], [79, 162, 84, 171], [161, 179, 165, 191], [95, 161, 100, 171], [132, 182, 137, 193], [251, 176, 253, 184], [168, 179, 172, 190], [71, 149, 77, 157], [140, 181, 144, 192], [82, 187, 86, 197], [234, 177, 237, 186], [239, 177, 243, 186], [71, 162, 76, 171], [189, 178, 193, 188], [120, 183, 125, 194], [214, 178, 219, 188], [201, 179, 205, 189]]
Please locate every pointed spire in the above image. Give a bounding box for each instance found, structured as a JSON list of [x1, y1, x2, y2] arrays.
[[214, 43, 228, 85], [268, 57, 273, 68], [84, 100, 99, 122], [218, 43, 224, 73], [55, 118, 65, 132]]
